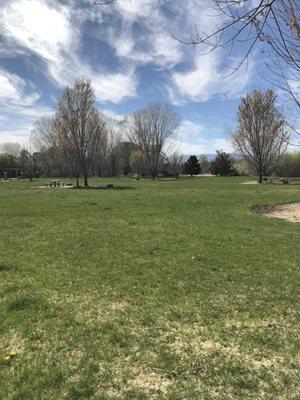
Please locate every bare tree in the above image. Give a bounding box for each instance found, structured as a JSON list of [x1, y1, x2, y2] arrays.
[[106, 121, 123, 177], [232, 89, 289, 182], [32, 81, 107, 185], [130, 148, 145, 179], [199, 154, 211, 174], [56, 79, 107, 186], [182, 1, 299, 71], [0, 142, 22, 155], [31, 116, 58, 151], [19, 149, 33, 181], [126, 103, 181, 179], [167, 151, 184, 178], [32, 116, 77, 179]]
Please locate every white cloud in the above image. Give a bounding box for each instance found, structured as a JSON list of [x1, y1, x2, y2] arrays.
[[171, 137, 234, 155], [112, 0, 155, 21], [176, 120, 205, 140], [92, 72, 137, 104], [92, 0, 252, 103], [152, 34, 183, 68], [0, 0, 257, 149], [170, 52, 253, 104], [109, 31, 183, 69], [173, 54, 217, 101], [9, 105, 54, 119], [0, 69, 53, 125], [0, 69, 39, 106], [212, 138, 234, 153], [0, 128, 33, 147], [171, 120, 206, 153], [0, 104, 54, 146], [102, 109, 126, 122], [0, 71, 24, 103], [1, 0, 71, 62], [170, 119, 233, 154], [96, 0, 186, 69], [0, 0, 252, 106], [1, 0, 137, 104]]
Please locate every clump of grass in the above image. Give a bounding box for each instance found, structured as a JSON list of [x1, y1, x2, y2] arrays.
[[6, 295, 42, 312]]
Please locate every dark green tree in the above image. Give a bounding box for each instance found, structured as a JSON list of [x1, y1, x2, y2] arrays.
[[184, 155, 201, 177], [19, 149, 33, 180], [0, 153, 18, 170], [210, 151, 238, 176]]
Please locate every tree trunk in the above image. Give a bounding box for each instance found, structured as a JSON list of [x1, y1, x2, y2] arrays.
[[258, 170, 263, 183], [80, 157, 88, 187], [151, 167, 156, 180], [76, 176, 79, 188]]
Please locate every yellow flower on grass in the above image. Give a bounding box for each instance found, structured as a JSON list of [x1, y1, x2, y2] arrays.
[[192, 256, 200, 260], [4, 356, 11, 362], [9, 351, 17, 358]]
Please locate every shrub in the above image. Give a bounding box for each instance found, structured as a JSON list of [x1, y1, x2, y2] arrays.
[[210, 151, 239, 176], [274, 152, 300, 177]]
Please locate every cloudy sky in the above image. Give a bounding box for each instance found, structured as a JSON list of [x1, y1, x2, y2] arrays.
[[0, 0, 271, 154]]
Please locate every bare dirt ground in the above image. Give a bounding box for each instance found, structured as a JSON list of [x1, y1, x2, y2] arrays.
[[241, 179, 300, 185], [240, 180, 257, 185], [35, 185, 75, 189], [252, 202, 300, 223]]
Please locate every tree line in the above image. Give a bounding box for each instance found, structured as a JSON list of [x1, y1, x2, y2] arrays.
[[1, 81, 298, 183], [29, 79, 182, 186]]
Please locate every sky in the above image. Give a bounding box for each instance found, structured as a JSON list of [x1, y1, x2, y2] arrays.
[[0, 0, 276, 154]]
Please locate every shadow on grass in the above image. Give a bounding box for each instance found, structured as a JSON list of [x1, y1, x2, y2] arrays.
[[6, 295, 47, 312], [73, 185, 135, 190], [0, 263, 18, 272]]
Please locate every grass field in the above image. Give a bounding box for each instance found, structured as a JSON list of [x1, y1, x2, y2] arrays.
[[0, 177, 299, 399]]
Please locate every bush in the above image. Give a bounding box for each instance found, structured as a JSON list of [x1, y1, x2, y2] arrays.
[[274, 152, 300, 177], [210, 151, 239, 176]]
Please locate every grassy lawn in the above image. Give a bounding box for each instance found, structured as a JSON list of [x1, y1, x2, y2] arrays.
[[0, 177, 299, 399]]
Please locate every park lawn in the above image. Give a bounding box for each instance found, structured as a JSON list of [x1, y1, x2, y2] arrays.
[[0, 177, 299, 400]]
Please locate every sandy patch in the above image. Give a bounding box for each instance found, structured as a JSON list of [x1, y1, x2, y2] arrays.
[[252, 202, 300, 223], [181, 174, 216, 178], [240, 180, 258, 185], [34, 185, 75, 189]]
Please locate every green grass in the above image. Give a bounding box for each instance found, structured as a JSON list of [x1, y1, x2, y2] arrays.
[[0, 177, 299, 399]]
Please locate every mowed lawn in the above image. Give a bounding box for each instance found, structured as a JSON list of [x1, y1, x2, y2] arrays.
[[0, 177, 299, 400]]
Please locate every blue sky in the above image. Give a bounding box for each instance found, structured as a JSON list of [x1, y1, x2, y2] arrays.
[[0, 0, 272, 154]]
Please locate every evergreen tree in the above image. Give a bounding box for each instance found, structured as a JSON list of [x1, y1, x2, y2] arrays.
[[210, 151, 238, 176], [184, 155, 201, 176]]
